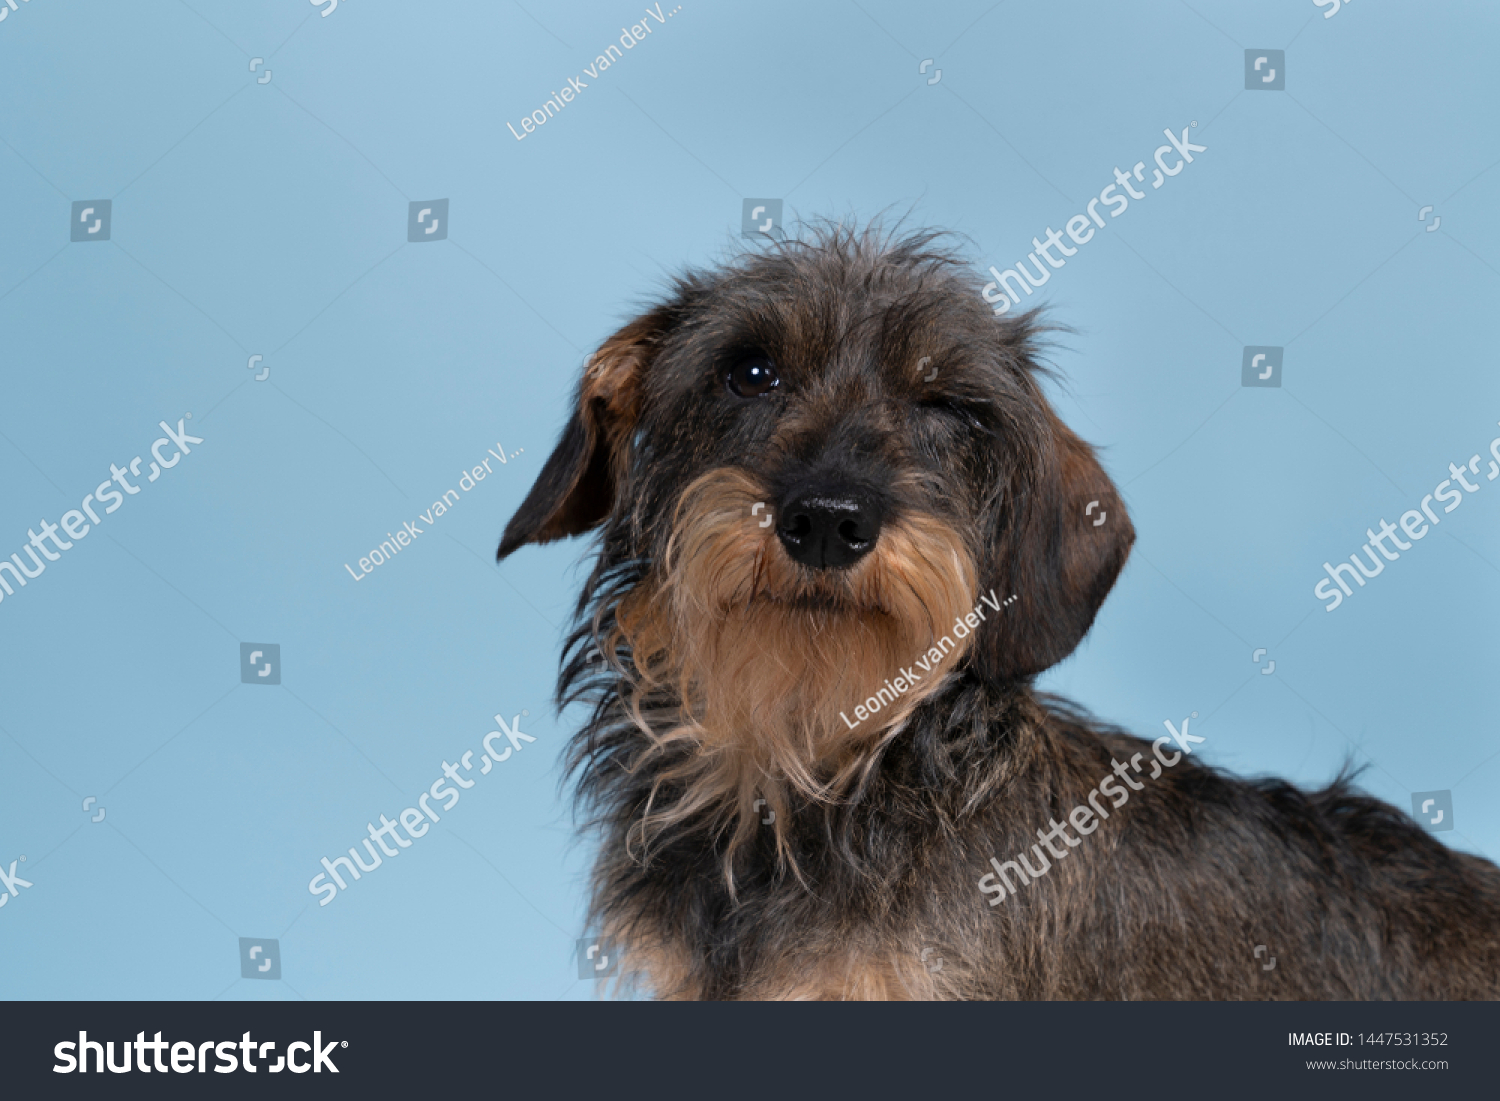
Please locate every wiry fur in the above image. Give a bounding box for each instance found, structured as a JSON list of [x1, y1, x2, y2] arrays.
[[608, 465, 977, 886], [499, 222, 1500, 1000]]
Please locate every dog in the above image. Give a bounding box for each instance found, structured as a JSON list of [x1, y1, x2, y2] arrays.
[[497, 223, 1500, 1000]]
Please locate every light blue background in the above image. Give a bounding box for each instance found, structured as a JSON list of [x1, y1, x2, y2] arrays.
[[1, 0, 1496, 1000]]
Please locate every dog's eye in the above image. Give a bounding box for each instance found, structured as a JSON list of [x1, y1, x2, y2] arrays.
[[726, 353, 779, 398], [920, 397, 998, 438], [919, 397, 969, 421]]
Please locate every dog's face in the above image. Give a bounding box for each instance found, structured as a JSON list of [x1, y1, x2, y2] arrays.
[[500, 227, 1132, 817]]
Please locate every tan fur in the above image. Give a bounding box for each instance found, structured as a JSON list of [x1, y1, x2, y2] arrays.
[[581, 313, 654, 435], [605, 929, 699, 1001], [597, 467, 977, 889]]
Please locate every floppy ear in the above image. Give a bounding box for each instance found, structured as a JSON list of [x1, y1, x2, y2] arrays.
[[972, 403, 1134, 682], [497, 304, 677, 559]]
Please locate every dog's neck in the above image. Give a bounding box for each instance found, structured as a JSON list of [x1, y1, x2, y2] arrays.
[[587, 645, 1039, 872]]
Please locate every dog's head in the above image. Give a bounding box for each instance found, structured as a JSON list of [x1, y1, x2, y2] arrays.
[[499, 225, 1132, 827]]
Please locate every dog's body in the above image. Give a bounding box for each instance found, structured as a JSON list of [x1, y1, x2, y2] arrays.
[[569, 689, 1500, 1000], [499, 225, 1500, 1000]]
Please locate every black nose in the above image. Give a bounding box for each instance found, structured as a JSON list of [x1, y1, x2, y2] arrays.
[[776, 488, 883, 569]]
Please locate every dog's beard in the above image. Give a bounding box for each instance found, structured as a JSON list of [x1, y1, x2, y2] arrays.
[[610, 467, 976, 882]]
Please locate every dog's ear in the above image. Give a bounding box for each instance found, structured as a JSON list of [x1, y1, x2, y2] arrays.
[[972, 401, 1134, 682], [497, 303, 678, 559]]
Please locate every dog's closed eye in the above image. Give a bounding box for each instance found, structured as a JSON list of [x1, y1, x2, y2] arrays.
[[918, 395, 998, 438]]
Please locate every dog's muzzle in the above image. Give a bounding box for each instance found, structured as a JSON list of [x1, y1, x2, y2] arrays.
[[775, 486, 883, 569]]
